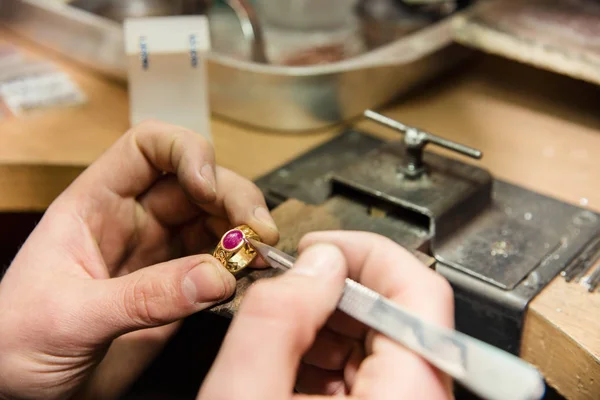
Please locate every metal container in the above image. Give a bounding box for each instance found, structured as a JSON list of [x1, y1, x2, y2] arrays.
[[255, 0, 358, 31], [0, 0, 469, 131], [83, 0, 189, 22]]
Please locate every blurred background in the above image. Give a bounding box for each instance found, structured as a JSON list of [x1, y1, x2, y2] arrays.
[[1, 1, 599, 399]]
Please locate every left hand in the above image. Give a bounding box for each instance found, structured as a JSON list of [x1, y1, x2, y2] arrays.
[[0, 120, 279, 400]]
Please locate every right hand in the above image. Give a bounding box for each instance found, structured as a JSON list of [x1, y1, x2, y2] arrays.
[[197, 231, 455, 399]]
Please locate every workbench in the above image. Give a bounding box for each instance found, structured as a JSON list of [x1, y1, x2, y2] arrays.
[[1, 28, 599, 399]]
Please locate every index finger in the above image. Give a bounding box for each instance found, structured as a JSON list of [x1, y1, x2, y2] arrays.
[[77, 120, 216, 201], [299, 231, 454, 328], [298, 231, 454, 400]]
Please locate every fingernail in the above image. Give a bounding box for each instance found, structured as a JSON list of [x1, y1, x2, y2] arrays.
[[254, 206, 278, 231], [200, 164, 216, 194], [183, 261, 233, 305], [292, 244, 344, 277]]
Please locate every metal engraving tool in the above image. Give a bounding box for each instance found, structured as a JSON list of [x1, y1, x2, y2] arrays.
[[248, 239, 546, 400]]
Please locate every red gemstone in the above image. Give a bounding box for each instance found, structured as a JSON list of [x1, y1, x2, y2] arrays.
[[222, 229, 244, 250]]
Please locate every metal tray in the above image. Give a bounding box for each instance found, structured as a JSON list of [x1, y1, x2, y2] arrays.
[[0, 0, 469, 131]]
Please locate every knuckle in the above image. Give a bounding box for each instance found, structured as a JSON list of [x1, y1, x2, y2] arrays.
[[169, 134, 183, 172], [367, 231, 408, 250], [123, 274, 170, 327], [174, 129, 214, 166], [230, 173, 260, 197], [157, 123, 210, 149], [131, 118, 166, 134], [243, 184, 267, 207], [130, 120, 196, 145], [189, 127, 211, 147], [244, 180, 262, 195], [185, 254, 215, 267]]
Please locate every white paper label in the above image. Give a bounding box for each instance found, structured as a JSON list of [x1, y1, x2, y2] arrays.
[[124, 16, 212, 142]]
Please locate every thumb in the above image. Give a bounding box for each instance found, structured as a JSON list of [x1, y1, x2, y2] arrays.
[[88, 255, 235, 338], [198, 244, 347, 400]]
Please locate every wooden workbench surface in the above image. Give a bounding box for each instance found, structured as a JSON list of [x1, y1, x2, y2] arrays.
[[1, 28, 599, 399]]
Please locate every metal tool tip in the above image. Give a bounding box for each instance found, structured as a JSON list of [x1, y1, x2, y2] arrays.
[[247, 238, 262, 248], [247, 238, 268, 261]]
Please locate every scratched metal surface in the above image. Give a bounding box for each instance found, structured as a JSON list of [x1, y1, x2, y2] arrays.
[[434, 180, 600, 353], [331, 141, 492, 221], [435, 209, 559, 290], [254, 130, 384, 208], [435, 181, 600, 291]]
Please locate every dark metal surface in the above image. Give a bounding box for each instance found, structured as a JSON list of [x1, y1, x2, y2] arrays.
[[254, 130, 384, 208], [330, 140, 492, 240], [436, 209, 560, 290], [435, 182, 600, 353], [225, 127, 600, 356]]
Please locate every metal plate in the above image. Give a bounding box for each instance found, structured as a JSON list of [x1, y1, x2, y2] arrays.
[[254, 129, 383, 207], [436, 209, 559, 290], [331, 141, 492, 229]]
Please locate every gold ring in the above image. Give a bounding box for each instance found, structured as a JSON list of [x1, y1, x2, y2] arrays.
[[213, 225, 261, 274]]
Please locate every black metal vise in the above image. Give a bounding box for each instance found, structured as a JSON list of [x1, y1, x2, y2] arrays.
[[249, 111, 600, 355]]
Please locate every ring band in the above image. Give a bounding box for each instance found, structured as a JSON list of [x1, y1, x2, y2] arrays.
[[213, 225, 261, 274]]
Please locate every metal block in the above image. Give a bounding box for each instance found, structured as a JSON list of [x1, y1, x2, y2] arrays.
[[248, 126, 600, 355]]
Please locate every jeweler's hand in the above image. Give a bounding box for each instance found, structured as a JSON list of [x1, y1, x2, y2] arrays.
[[0, 120, 279, 400], [197, 231, 454, 400]]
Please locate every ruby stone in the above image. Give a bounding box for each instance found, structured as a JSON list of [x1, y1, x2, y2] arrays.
[[222, 229, 244, 250]]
